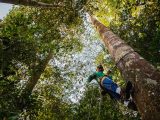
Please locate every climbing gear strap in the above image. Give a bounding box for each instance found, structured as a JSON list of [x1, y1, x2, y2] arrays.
[[100, 76, 107, 87], [116, 50, 135, 66], [112, 50, 136, 71]]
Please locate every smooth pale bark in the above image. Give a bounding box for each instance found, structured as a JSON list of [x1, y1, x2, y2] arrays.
[[20, 52, 53, 98], [90, 16, 160, 120], [0, 0, 62, 8]]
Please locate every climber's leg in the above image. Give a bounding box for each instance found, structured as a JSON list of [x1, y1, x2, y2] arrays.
[[125, 81, 133, 99]]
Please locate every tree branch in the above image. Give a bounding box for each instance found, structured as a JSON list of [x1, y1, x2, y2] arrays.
[[0, 0, 63, 8]]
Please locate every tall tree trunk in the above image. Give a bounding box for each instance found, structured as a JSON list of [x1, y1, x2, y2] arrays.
[[90, 16, 160, 120], [19, 52, 53, 104], [0, 0, 61, 8]]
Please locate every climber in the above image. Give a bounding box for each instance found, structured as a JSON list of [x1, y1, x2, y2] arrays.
[[87, 65, 137, 110], [87, 65, 121, 100]]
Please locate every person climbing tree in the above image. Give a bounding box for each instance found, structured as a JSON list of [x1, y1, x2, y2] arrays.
[[87, 65, 137, 110]]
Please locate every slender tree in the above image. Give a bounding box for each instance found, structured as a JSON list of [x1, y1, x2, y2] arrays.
[[20, 52, 53, 97], [90, 16, 160, 120]]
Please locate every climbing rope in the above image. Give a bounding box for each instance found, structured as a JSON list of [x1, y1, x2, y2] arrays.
[[87, 84, 94, 120], [98, 87, 103, 118], [87, 84, 103, 120]]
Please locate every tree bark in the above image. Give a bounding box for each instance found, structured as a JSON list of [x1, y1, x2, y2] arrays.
[[90, 16, 160, 120], [0, 0, 62, 8]]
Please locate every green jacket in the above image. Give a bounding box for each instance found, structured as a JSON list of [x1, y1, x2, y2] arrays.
[[88, 71, 105, 83]]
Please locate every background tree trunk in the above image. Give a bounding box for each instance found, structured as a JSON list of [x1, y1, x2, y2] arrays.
[[19, 52, 53, 106], [90, 16, 160, 120]]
